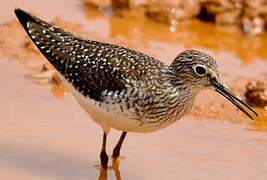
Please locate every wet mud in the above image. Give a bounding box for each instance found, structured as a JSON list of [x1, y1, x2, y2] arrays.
[[0, 0, 267, 179]]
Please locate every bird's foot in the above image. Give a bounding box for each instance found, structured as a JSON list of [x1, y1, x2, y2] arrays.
[[96, 158, 124, 180]]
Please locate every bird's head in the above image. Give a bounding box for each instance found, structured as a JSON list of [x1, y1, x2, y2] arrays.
[[170, 50, 258, 120]]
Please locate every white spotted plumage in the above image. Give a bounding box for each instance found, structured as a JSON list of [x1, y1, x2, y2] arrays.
[[15, 9, 209, 134]]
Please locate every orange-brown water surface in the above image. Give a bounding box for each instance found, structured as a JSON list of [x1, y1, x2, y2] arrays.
[[0, 0, 267, 179]]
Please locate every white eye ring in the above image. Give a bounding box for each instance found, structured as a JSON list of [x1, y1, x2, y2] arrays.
[[193, 64, 207, 76]]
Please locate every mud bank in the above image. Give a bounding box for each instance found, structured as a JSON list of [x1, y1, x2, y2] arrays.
[[85, 0, 267, 35]]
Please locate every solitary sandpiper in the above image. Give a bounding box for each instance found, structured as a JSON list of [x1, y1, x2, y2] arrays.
[[14, 8, 257, 169]]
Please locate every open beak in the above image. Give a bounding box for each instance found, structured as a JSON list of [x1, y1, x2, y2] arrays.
[[212, 79, 258, 120]]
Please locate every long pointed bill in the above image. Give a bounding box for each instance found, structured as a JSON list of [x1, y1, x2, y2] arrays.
[[212, 80, 258, 120]]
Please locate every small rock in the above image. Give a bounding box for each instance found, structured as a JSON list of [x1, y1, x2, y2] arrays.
[[245, 80, 267, 108]]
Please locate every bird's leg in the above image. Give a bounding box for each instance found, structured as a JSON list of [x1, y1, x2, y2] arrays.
[[112, 131, 127, 160], [100, 132, 109, 169]]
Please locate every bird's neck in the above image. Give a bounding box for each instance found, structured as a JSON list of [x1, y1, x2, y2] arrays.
[[166, 71, 199, 120]]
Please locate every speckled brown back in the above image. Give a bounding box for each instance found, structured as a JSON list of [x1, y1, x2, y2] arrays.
[[15, 8, 166, 102]]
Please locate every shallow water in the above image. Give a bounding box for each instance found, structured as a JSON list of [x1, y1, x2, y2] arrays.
[[0, 0, 267, 179]]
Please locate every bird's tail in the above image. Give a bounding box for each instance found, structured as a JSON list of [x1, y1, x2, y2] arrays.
[[14, 8, 38, 32], [14, 8, 81, 73]]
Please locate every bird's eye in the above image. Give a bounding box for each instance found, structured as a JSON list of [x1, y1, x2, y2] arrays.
[[194, 65, 206, 76]]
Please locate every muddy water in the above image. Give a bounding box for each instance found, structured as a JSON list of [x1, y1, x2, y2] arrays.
[[0, 0, 267, 180]]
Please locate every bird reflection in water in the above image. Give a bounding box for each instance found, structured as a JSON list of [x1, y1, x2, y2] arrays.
[[98, 158, 123, 180]]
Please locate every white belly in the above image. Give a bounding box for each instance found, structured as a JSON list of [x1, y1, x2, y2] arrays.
[[60, 76, 175, 134]]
